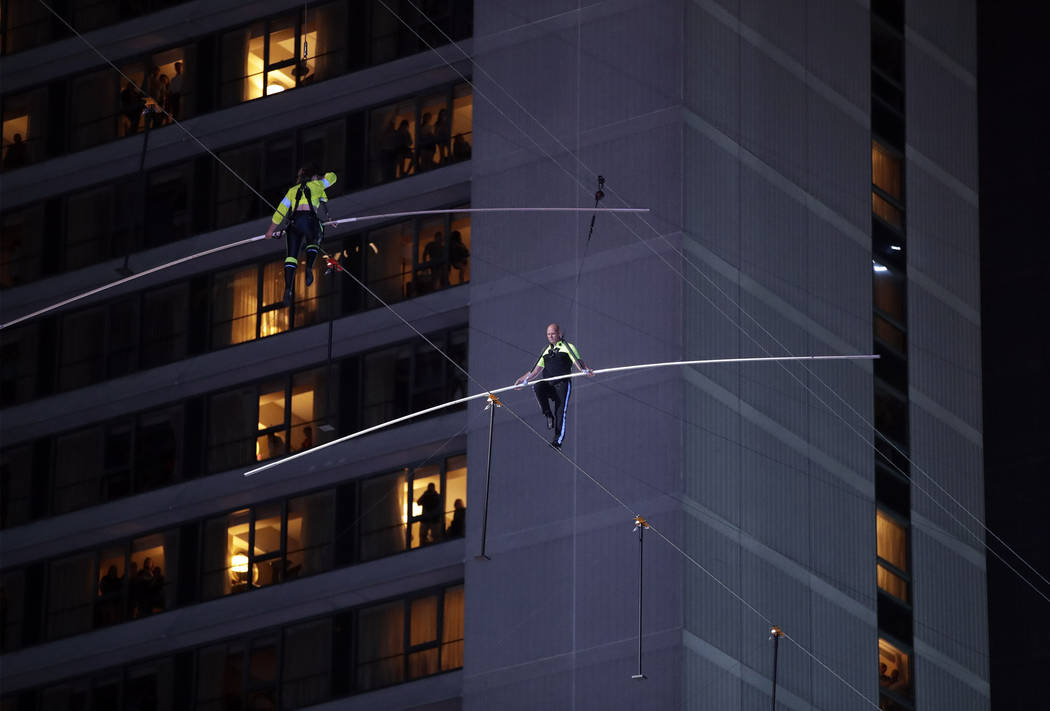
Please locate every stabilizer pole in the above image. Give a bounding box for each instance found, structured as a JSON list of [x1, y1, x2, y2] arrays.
[[476, 393, 501, 560], [770, 625, 783, 709], [632, 515, 649, 680]]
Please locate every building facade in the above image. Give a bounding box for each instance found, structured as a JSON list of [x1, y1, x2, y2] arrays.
[[1, 1, 988, 709]]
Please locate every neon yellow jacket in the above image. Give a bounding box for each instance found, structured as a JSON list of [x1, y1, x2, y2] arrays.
[[271, 172, 337, 225]]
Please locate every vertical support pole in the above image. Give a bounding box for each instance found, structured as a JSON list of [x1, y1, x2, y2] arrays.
[[476, 394, 500, 560], [770, 625, 783, 710], [632, 515, 649, 680]]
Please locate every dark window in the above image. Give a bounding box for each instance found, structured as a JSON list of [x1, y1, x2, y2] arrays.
[[58, 299, 139, 391], [1, 0, 59, 56], [872, 19, 904, 83], [141, 283, 190, 368], [875, 463, 910, 517], [1, 569, 26, 652], [0, 323, 41, 407], [125, 657, 177, 711], [0, 204, 46, 287], [0, 446, 34, 528], [872, 264, 906, 325], [214, 144, 264, 228], [145, 163, 193, 248], [281, 618, 333, 708], [874, 385, 909, 450]]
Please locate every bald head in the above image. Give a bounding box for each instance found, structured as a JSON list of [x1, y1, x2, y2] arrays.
[[546, 323, 562, 344]]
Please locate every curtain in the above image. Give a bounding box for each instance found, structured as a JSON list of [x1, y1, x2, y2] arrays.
[[281, 619, 332, 709], [441, 585, 464, 670], [47, 554, 95, 639], [360, 471, 408, 560], [356, 601, 404, 690]]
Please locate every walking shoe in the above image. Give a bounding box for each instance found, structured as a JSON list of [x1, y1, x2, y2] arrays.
[[550, 439, 561, 449], [283, 288, 294, 307], [305, 268, 314, 287], [545, 413, 555, 430]]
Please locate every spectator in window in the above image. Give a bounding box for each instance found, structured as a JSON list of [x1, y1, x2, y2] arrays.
[[417, 483, 443, 545], [446, 498, 465, 538], [133, 557, 153, 617], [448, 230, 469, 284], [434, 108, 451, 164], [417, 112, 436, 171], [2, 134, 28, 171], [121, 82, 145, 135], [152, 74, 170, 128], [453, 133, 471, 161], [148, 566, 166, 613], [395, 119, 414, 178], [422, 231, 448, 289], [266, 431, 287, 458], [168, 61, 185, 119], [97, 565, 122, 625], [298, 425, 313, 451], [125, 561, 139, 617], [143, 65, 160, 100]]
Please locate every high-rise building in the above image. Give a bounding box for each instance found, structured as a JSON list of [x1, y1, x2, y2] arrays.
[[1, 1, 990, 709]]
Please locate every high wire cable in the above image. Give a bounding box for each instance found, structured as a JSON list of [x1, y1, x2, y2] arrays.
[[0, 207, 646, 331], [392, 0, 1050, 600], [243, 353, 877, 479]]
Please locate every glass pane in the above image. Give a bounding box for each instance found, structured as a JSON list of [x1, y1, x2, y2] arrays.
[[0, 446, 34, 528], [1, 204, 45, 287], [450, 84, 473, 162], [220, 23, 266, 106], [308, 2, 347, 84], [362, 345, 411, 427], [145, 163, 192, 247], [47, 552, 96, 640], [407, 648, 439, 680], [208, 386, 257, 472], [289, 367, 327, 451], [872, 192, 903, 229], [135, 405, 183, 492], [0, 323, 39, 408], [444, 455, 467, 537], [258, 381, 287, 430], [201, 513, 240, 600], [874, 315, 905, 353], [369, 100, 417, 185], [197, 643, 245, 706], [416, 94, 447, 173], [878, 637, 912, 698], [226, 509, 254, 594], [282, 619, 332, 709], [215, 144, 262, 227], [130, 531, 173, 617], [212, 265, 259, 348], [448, 213, 471, 286], [65, 185, 114, 271], [142, 283, 189, 368], [286, 491, 335, 579], [876, 510, 908, 571], [250, 636, 279, 684], [416, 217, 448, 294], [96, 546, 126, 627], [360, 470, 409, 561], [2, 87, 47, 171], [71, 69, 119, 150], [252, 501, 284, 581], [873, 266, 905, 323], [409, 595, 438, 646], [877, 563, 909, 602], [53, 428, 103, 514], [441, 584, 465, 670], [268, 17, 297, 65], [872, 142, 903, 200], [356, 600, 404, 690], [366, 221, 415, 304], [126, 657, 176, 711], [1, 570, 25, 652], [411, 465, 443, 549]]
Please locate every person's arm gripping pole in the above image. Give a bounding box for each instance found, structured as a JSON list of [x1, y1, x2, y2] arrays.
[[568, 341, 596, 377], [514, 353, 545, 389]]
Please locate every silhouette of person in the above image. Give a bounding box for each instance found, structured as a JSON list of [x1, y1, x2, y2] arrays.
[[514, 323, 594, 449], [434, 108, 450, 163], [298, 425, 313, 451], [395, 119, 414, 177], [417, 483, 442, 545], [121, 82, 145, 135], [446, 498, 465, 538], [168, 61, 185, 119], [448, 230, 469, 284], [421, 231, 448, 289], [452, 133, 471, 161], [3, 134, 28, 170], [417, 112, 436, 171]]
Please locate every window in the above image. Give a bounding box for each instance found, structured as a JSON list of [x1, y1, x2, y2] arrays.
[[0, 323, 41, 407], [53, 427, 105, 515], [872, 141, 904, 229], [141, 283, 190, 368], [872, 264, 905, 325], [282, 619, 333, 709], [368, 82, 473, 185], [2, 87, 47, 171], [46, 552, 96, 640], [876, 509, 909, 602], [356, 584, 464, 691], [201, 493, 335, 600], [1, 569, 27, 652], [197, 636, 278, 710], [878, 637, 913, 699], [125, 658, 177, 711], [1, 0, 57, 55], [0, 203, 46, 287], [58, 299, 139, 390], [214, 144, 264, 228], [874, 385, 908, 450], [0, 445, 34, 528], [359, 455, 467, 561], [145, 163, 193, 248]]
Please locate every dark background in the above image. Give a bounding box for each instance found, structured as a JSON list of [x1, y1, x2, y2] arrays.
[[978, 2, 1050, 707]]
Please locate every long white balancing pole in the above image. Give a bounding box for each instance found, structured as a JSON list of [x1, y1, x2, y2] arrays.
[[243, 353, 877, 478], [0, 206, 649, 331]]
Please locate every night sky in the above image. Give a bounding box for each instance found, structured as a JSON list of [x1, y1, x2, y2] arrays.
[[978, 2, 1050, 707]]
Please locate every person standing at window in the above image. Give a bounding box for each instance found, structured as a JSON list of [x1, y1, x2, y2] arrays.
[[265, 163, 338, 306], [168, 61, 185, 119], [417, 483, 443, 545], [514, 323, 594, 449]]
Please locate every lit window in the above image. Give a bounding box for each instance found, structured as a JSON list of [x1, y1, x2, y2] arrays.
[[872, 142, 903, 200], [872, 192, 903, 228], [876, 509, 909, 601], [878, 637, 913, 698]]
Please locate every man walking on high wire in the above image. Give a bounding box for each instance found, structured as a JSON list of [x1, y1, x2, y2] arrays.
[[266, 163, 337, 306], [514, 323, 594, 448]]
